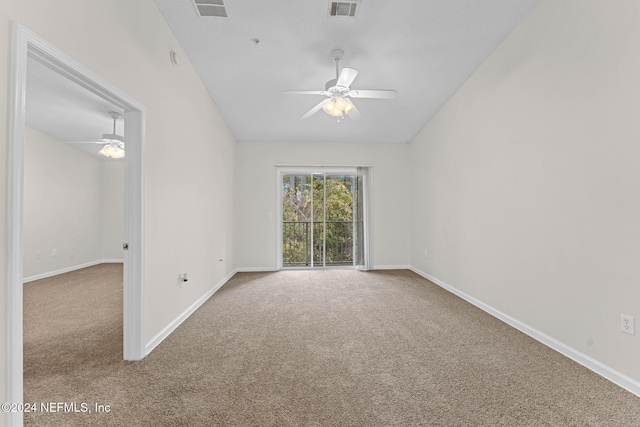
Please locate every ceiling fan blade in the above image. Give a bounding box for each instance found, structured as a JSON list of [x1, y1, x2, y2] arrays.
[[59, 139, 105, 144], [336, 67, 358, 88], [300, 98, 331, 119], [347, 101, 361, 120], [348, 89, 398, 99], [284, 90, 329, 96]]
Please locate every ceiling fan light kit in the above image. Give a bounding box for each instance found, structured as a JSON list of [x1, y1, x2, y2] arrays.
[[59, 111, 125, 159], [322, 96, 355, 117], [285, 49, 397, 121], [98, 143, 125, 159], [98, 111, 125, 159]]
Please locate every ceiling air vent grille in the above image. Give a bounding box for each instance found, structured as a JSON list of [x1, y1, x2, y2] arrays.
[[194, 0, 228, 17], [329, 1, 358, 17]]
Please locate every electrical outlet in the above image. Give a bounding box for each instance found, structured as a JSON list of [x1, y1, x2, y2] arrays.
[[621, 314, 635, 335], [52, 248, 57, 257], [179, 273, 188, 288], [36, 251, 41, 260]]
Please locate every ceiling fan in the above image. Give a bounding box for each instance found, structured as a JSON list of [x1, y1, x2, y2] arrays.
[[63, 111, 125, 159], [285, 49, 397, 121]]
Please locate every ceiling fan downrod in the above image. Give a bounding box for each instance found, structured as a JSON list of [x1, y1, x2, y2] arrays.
[[330, 49, 344, 80], [109, 111, 121, 135], [102, 111, 124, 143]]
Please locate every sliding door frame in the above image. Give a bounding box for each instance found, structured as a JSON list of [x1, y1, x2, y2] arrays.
[[276, 166, 372, 270]]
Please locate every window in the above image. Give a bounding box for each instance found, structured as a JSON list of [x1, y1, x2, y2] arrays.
[[278, 167, 370, 269]]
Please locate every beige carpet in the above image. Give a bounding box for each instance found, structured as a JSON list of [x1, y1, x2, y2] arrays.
[[23, 265, 640, 426]]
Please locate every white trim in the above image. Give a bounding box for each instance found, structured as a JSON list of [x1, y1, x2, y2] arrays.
[[372, 265, 412, 270], [235, 267, 280, 273], [276, 169, 283, 269], [122, 109, 145, 361], [22, 259, 124, 283], [145, 269, 238, 355], [409, 266, 640, 398], [359, 167, 373, 269], [7, 23, 146, 426], [6, 22, 28, 427], [278, 166, 359, 175], [274, 163, 374, 168]]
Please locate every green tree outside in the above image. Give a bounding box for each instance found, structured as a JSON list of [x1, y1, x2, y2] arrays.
[[282, 175, 356, 266]]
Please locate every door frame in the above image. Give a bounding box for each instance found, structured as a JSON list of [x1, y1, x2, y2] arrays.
[[6, 23, 146, 424], [276, 166, 372, 270]]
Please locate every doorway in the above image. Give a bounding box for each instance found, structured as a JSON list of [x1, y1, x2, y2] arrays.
[[278, 167, 371, 269], [7, 23, 145, 423]]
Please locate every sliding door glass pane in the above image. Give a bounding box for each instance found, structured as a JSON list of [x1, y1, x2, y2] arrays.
[[325, 175, 354, 266], [282, 175, 312, 267]]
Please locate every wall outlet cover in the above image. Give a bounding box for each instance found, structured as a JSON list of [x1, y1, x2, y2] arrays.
[[621, 314, 635, 335]]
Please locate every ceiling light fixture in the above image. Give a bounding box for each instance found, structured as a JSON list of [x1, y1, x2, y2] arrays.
[[98, 142, 125, 159], [98, 112, 125, 159], [322, 96, 355, 117]]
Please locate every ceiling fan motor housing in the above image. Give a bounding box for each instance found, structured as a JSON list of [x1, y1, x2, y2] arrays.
[[325, 79, 349, 96]]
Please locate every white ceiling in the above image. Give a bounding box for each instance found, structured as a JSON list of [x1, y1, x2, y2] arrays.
[[25, 56, 124, 159], [154, 0, 539, 143], [24, 1, 538, 150]]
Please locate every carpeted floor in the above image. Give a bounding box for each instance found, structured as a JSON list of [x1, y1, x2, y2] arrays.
[[23, 264, 640, 426]]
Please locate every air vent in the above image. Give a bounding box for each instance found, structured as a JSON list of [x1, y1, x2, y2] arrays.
[[329, 1, 358, 17], [194, 0, 228, 17]]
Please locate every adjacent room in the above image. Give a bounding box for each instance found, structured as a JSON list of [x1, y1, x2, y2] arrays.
[[2, 0, 640, 426], [21, 54, 126, 422]]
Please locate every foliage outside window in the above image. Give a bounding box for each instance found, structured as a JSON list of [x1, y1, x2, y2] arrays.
[[282, 175, 357, 266]]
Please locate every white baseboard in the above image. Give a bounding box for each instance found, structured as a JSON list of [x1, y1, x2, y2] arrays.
[[372, 265, 412, 270], [145, 268, 239, 355], [409, 266, 640, 397], [23, 259, 124, 283], [235, 267, 279, 273], [235, 266, 413, 272]]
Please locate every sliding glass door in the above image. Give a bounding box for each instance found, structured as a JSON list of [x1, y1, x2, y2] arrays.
[[281, 170, 366, 268]]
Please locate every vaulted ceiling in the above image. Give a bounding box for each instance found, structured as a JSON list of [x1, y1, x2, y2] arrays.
[[25, 0, 539, 151], [153, 0, 539, 143]]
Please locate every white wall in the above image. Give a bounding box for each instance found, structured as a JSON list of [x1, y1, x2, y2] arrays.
[[234, 141, 410, 269], [23, 127, 107, 279], [101, 160, 125, 260], [1, 0, 237, 413], [409, 0, 640, 384]]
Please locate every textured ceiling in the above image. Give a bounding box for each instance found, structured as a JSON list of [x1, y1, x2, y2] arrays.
[[154, 0, 539, 143]]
